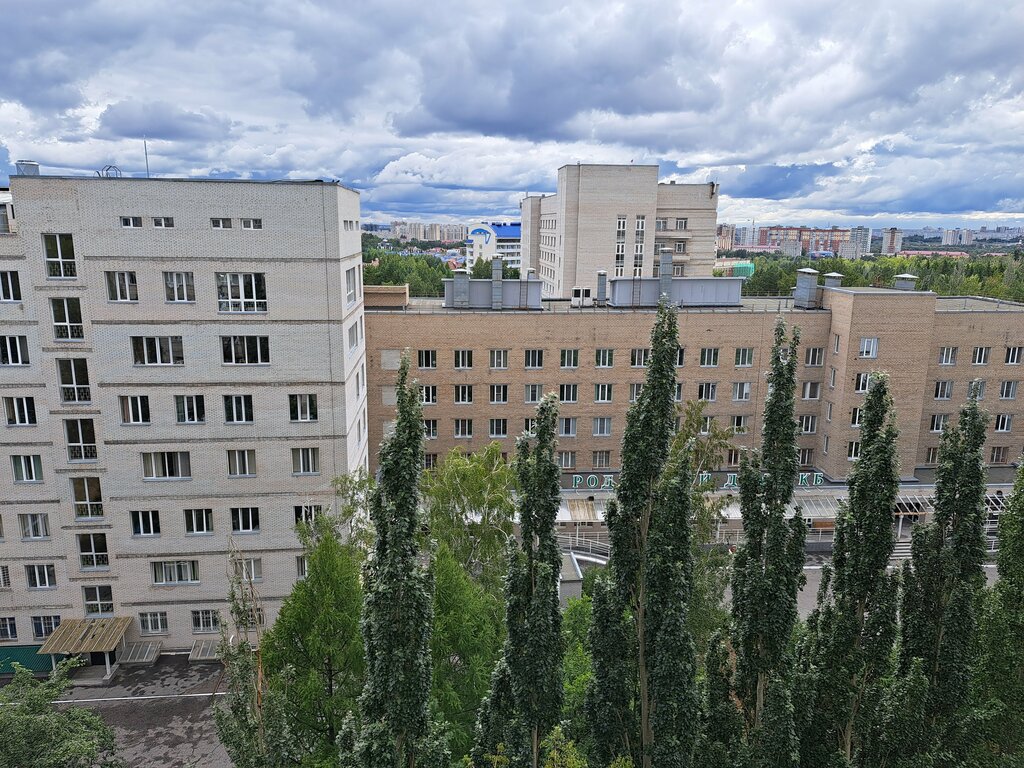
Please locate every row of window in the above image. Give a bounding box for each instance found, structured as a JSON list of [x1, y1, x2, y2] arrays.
[[8, 447, 321, 482], [0, 606, 266, 642], [116, 217, 263, 230], [427, 413, 762, 440], [934, 380, 1018, 400], [416, 346, 825, 370]]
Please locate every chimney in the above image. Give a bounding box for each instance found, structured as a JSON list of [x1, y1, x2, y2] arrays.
[[793, 268, 820, 309], [453, 269, 470, 308], [596, 270, 608, 305], [823, 272, 844, 288], [491, 258, 504, 310], [894, 273, 918, 291], [15, 160, 40, 176], [658, 248, 673, 300]]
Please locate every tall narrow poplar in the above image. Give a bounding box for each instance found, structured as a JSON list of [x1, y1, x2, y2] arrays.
[[473, 394, 563, 768], [357, 355, 434, 768], [730, 317, 806, 734], [797, 373, 900, 766], [594, 299, 698, 768]]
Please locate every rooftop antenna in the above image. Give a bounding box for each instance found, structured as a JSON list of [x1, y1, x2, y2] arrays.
[[143, 136, 150, 178]]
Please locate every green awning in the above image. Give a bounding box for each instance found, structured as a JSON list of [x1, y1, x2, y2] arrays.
[[0, 645, 57, 675]]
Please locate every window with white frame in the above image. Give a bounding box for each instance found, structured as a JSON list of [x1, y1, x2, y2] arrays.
[[593, 417, 612, 437], [291, 447, 320, 475], [525, 384, 542, 403], [184, 508, 213, 535], [289, 394, 318, 422], [224, 395, 254, 423], [142, 451, 191, 480], [726, 448, 742, 467], [0, 617, 16, 640], [995, 414, 1013, 433], [559, 417, 576, 437], [490, 384, 508, 404], [557, 451, 576, 469], [19, 513, 49, 539], [175, 394, 206, 424], [732, 415, 748, 434], [700, 416, 714, 435], [829, 367, 837, 388], [105, 271, 138, 302], [294, 505, 325, 525], [972, 379, 987, 399], [211, 218, 232, 229], [525, 349, 544, 368], [973, 346, 990, 365], [854, 373, 871, 393], [26, 564, 57, 589], [489, 349, 508, 369], [674, 382, 683, 403], [455, 384, 473, 404], [930, 414, 950, 433], [697, 382, 717, 402], [233, 557, 263, 583], [57, 358, 90, 402], [132, 336, 184, 365], [0, 271, 21, 302], [119, 395, 150, 425], [593, 450, 612, 469], [228, 449, 256, 478], [217, 273, 267, 313], [72, 477, 102, 518], [559, 384, 578, 403], [733, 382, 751, 401], [296, 556, 309, 578], [51, 297, 83, 340], [1000, 381, 1018, 400], [938, 346, 958, 366], [454, 349, 473, 369], [847, 441, 861, 460], [595, 348, 614, 367], [418, 349, 437, 369], [523, 418, 536, 436], [801, 382, 821, 400], [153, 561, 199, 585], [64, 418, 97, 461], [595, 384, 613, 403], [934, 381, 953, 400], [490, 418, 508, 438], [222, 336, 270, 365], [833, 334, 841, 354], [43, 233, 76, 278], [345, 266, 361, 305], [1, 335, 30, 366], [32, 615, 61, 639], [191, 609, 220, 633], [826, 402, 833, 422], [164, 271, 195, 302], [423, 419, 438, 439], [12, 454, 42, 483], [560, 349, 579, 368], [120, 216, 142, 228], [991, 446, 1009, 465], [131, 509, 161, 536], [1007, 347, 1023, 365], [699, 348, 719, 367], [799, 415, 817, 434], [805, 347, 824, 367], [83, 585, 114, 616], [230, 507, 260, 533], [799, 448, 814, 467], [858, 338, 878, 359], [3, 396, 36, 426], [139, 612, 169, 635], [823, 435, 830, 454], [153, 216, 174, 228], [735, 348, 754, 367], [241, 218, 262, 230], [631, 348, 650, 368], [420, 385, 437, 405], [77, 533, 108, 569], [851, 407, 864, 427], [455, 419, 473, 438]]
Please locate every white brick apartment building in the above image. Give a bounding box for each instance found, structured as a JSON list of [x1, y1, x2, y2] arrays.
[[0, 172, 367, 662], [520, 164, 719, 298]]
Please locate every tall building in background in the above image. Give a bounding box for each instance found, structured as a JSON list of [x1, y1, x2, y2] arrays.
[[520, 165, 719, 298], [881, 227, 904, 254], [839, 226, 871, 259], [716, 223, 736, 251], [759, 226, 851, 255], [466, 222, 522, 269], [0, 172, 368, 656]]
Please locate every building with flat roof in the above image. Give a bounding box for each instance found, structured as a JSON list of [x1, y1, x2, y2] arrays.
[[881, 227, 904, 255], [520, 164, 719, 298], [759, 226, 852, 255], [839, 226, 871, 259], [366, 263, 1024, 492], [0, 171, 368, 658], [466, 222, 522, 270]]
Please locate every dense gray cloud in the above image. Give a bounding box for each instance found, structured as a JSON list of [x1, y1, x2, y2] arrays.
[[0, 0, 1022, 227]]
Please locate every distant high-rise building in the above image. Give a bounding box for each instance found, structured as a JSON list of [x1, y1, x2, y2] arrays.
[[716, 223, 736, 251], [520, 164, 719, 298], [941, 227, 974, 246], [881, 227, 903, 255], [758, 226, 851, 255]]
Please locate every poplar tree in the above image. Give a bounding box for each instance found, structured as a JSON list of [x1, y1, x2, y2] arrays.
[[796, 373, 900, 767], [473, 394, 563, 768], [729, 317, 806, 743], [592, 299, 698, 768], [357, 355, 434, 768], [897, 394, 988, 766]]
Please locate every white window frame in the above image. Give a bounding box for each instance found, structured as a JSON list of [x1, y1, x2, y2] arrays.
[[455, 384, 473, 404], [184, 508, 213, 535], [1008, 347, 1024, 365], [454, 419, 473, 439], [77, 533, 108, 570], [595, 383, 613, 403], [733, 382, 751, 402], [153, 217, 174, 228], [228, 449, 257, 478], [139, 612, 169, 635], [593, 417, 612, 437], [12, 454, 43, 483], [934, 381, 953, 400], [83, 585, 114, 616], [559, 384, 578, 403], [105, 271, 138, 302], [71, 477, 103, 519], [19, 513, 50, 539], [560, 349, 579, 369], [51, 297, 84, 341], [141, 451, 191, 480], [65, 418, 97, 462], [57, 358, 90, 402], [995, 414, 1013, 433], [291, 447, 320, 475], [454, 349, 473, 369], [559, 417, 577, 437], [697, 382, 717, 402], [289, 393, 318, 422], [805, 347, 824, 367], [801, 382, 821, 400], [224, 394, 254, 423], [418, 350, 437, 369], [0, 271, 21, 302], [489, 349, 508, 369], [240, 218, 263, 230], [131, 509, 161, 537], [120, 216, 142, 228], [119, 395, 150, 425], [973, 346, 990, 365], [26, 564, 57, 589], [217, 273, 267, 313], [525, 349, 544, 369], [43, 233, 76, 278], [631, 348, 651, 368], [191, 609, 220, 633], [858, 338, 878, 359], [230, 507, 261, 534], [423, 419, 438, 440], [938, 346, 958, 366], [735, 348, 754, 367], [799, 414, 817, 434], [420, 386, 437, 406], [525, 384, 542, 404], [164, 271, 195, 302], [699, 347, 719, 367], [4, 396, 36, 426], [210, 218, 232, 229], [1000, 380, 1018, 400], [489, 418, 508, 439], [595, 348, 614, 368], [132, 336, 184, 366], [175, 394, 206, 424], [490, 384, 508, 405], [222, 335, 270, 365]]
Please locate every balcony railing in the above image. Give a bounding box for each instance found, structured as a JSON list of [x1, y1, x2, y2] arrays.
[[74, 502, 103, 518], [46, 261, 77, 278], [67, 444, 98, 462], [80, 553, 110, 569], [54, 324, 85, 340], [61, 386, 91, 403]]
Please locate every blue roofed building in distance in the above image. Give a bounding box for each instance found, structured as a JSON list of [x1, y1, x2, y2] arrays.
[[466, 221, 522, 270]]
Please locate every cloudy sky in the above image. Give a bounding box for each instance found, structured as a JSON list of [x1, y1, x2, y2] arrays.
[[2, 0, 1023, 228]]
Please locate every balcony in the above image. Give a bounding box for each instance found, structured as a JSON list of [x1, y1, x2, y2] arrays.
[[80, 553, 110, 570], [54, 324, 85, 341], [67, 444, 98, 462], [46, 261, 77, 278], [61, 386, 92, 403]]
